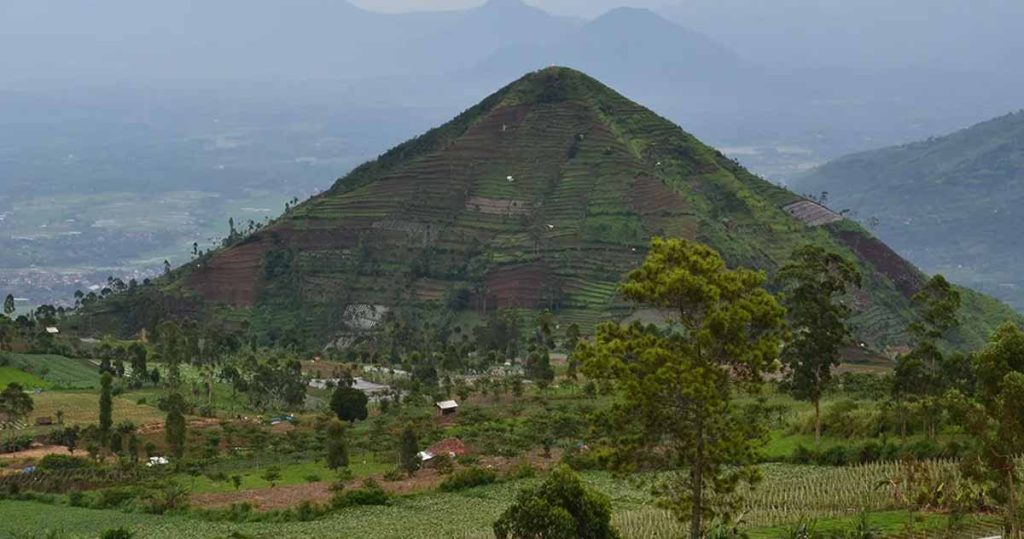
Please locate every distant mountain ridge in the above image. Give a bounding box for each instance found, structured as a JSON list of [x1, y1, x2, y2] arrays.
[[77, 68, 1020, 355], [791, 110, 1024, 311]]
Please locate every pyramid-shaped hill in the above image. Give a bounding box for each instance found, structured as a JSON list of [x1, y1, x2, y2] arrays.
[[83, 68, 1018, 354]]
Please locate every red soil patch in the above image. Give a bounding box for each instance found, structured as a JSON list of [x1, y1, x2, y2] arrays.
[[427, 438, 468, 458], [631, 174, 687, 215], [832, 229, 924, 298], [188, 237, 269, 307], [477, 262, 560, 309]]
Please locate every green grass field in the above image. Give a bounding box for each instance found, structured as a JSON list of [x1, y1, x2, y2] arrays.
[[0, 366, 50, 389], [1, 353, 101, 389], [183, 457, 392, 494]]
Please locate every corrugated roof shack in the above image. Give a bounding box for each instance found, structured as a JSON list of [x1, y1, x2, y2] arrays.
[[435, 400, 459, 416]]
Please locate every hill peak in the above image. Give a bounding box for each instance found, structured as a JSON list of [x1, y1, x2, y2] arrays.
[[495, 66, 620, 106], [80, 70, 1018, 355]]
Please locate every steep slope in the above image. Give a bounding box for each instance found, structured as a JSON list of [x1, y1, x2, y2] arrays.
[[81, 68, 1019, 353], [791, 111, 1024, 311]]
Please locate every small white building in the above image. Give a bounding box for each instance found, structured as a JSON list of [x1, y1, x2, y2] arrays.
[[45, 327, 59, 335]]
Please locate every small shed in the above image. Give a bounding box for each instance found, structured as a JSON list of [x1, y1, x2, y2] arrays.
[[435, 400, 459, 416], [45, 327, 59, 335]]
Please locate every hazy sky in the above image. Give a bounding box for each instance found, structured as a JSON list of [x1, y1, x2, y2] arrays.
[[349, 0, 666, 17]]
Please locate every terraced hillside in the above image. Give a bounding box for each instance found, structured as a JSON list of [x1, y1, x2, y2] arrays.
[[78, 68, 1019, 353]]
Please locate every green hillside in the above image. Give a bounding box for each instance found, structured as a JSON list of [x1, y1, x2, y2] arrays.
[[791, 111, 1024, 311], [73, 68, 1020, 354]]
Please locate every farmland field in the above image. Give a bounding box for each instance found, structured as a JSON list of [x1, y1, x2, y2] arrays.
[[0, 468, 1000, 539], [28, 391, 165, 426], [0, 366, 49, 389], [1, 354, 102, 389]]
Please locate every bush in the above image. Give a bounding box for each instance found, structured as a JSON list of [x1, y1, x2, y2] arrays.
[[825, 445, 852, 466], [562, 446, 613, 471], [494, 466, 619, 539], [505, 460, 536, 480], [100, 528, 134, 539], [93, 488, 139, 509], [439, 466, 498, 492], [0, 435, 33, 453], [68, 491, 86, 507], [382, 467, 405, 481], [38, 454, 93, 471], [331, 479, 388, 508]]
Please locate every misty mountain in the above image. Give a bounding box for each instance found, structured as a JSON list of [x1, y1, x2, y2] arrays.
[[791, 111, 1024, 310], [660, 0, 1024, 72], [0, 0, 580, 84], [474, 7, 742, 83]]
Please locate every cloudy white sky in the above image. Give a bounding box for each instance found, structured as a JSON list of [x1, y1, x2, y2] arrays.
[[349, 0, 667, 17]]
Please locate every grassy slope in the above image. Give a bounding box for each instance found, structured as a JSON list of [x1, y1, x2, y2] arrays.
[[2, 353, 102, 389], [0, 367, 49, 389]]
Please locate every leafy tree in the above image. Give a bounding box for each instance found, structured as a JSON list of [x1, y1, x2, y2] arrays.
[[524, 348, 555, 389], [893, 275, 962, 438], [128, 342, 148, 379], [262, 466, 282, 488], [565, 323, 582, 380], [578, 238, 784, 539], [330, 385, 369, 423], [398, 425, 420, 477], [948, 323, 1024, 537], [777, 245, 861, 444], [110, 431, 123, 455], [494, 465, 619, 539], [0, 382, 34, 426], [164, 392, 187, 459], [98, 372, 113, 446], [325, 419, 350, 471], [3, 294, 14, 316], [58, 425, 80, 454]]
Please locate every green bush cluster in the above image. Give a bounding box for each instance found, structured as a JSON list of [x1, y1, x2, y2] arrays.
[[331, 479, 389, 508], [438, 466, 498, 492]]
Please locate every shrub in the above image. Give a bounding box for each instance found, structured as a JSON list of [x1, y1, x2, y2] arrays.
[[562, 446, 612, 471], [790, 445, 818, 465], [38, 454, 93, 471], [100, 528, 134, 539], [68, 491, 86, 507], [92, 488, 138, 509], [824, 445, 852, 466], [332, 479, 388, 508], [505, 460, 536, 480], [439, 466, 498, 492], [382, 467, 405, 481], [494, 466, 619, 539]]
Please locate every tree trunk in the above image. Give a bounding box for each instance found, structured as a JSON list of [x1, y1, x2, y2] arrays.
[[1009, 467, 1020, 539], [814, 398, 821, 446], [690, 413, 705, 539], [898, 400, 907, 441]]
